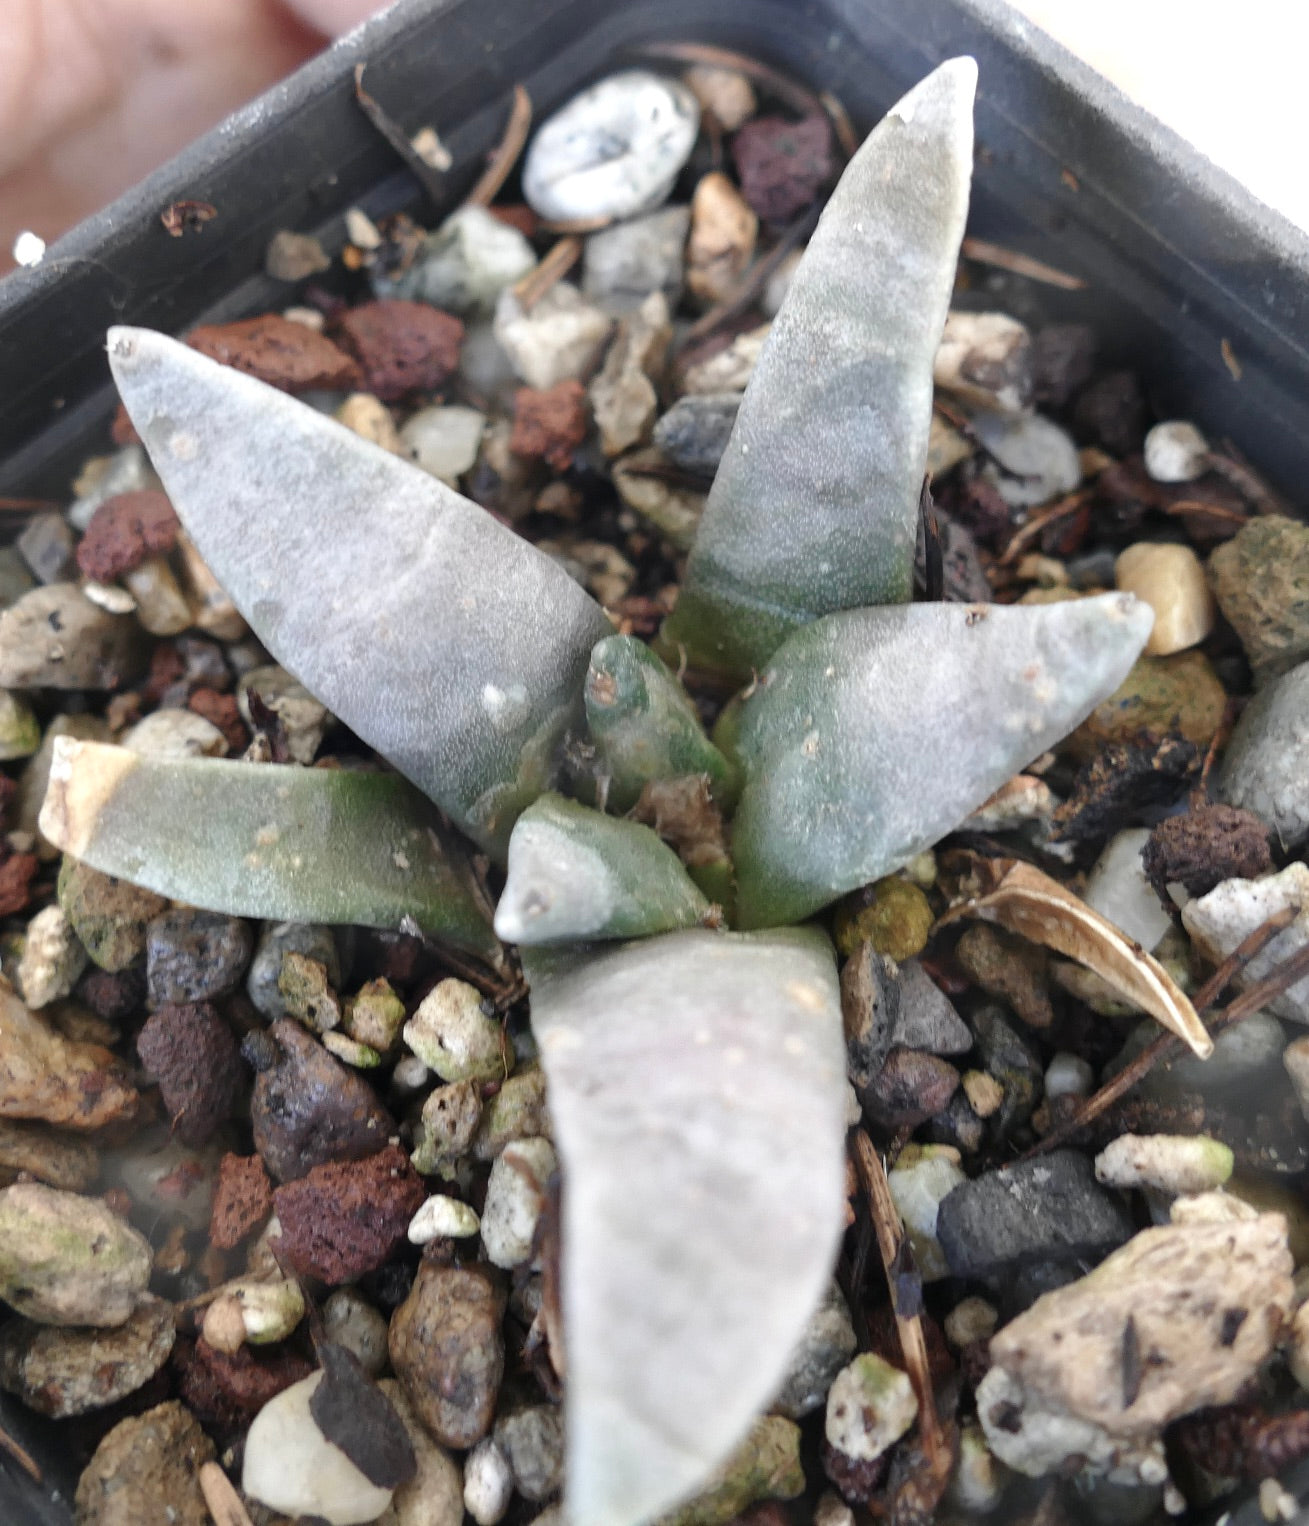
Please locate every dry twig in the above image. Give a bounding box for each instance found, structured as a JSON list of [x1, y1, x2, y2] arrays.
[[354, 66, 448, 206], [465, 85, 533, 208], [511, 237, 583, 310], [961, 236, 1087, 291], [0, 1419, 41, 1483], [200, 1461, 256, 1526]]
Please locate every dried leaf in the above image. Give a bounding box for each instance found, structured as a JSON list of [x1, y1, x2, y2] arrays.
[[309, 1341, 416, 1489], [939, 860, 1210, 1057]]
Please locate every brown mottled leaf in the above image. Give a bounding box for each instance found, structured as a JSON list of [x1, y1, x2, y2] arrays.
[[309, 1341, 416, 1489], [938, 859, 1211, 1058]]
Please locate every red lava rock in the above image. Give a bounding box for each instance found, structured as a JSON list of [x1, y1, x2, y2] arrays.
[[510, 382, 589, 470], [143, 643, 187, 704], [76, 963, 146, 1023], [731, 112, 834, 222], [76, 490, 180, 583], [821, 1436, 889, 1505], [175, 1335, 314, 1434], [0, 851, 38, 917], [246, 1019, 395, 1182], [209, 1152, 273, 1250], [187, 313, 360, 392], [110, 401, 140, 447], [332, 300, 463, 402], [136, 1002, 243, 1146], [187, 688, 246, 753], [273, 1143, 425, 1284]]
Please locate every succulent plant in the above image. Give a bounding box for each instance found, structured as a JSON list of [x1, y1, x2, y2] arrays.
[[40, 56, 1155, 1526]]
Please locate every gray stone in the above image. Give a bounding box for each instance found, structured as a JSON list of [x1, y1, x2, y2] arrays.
[[653, 392, 741, 476], [248, 921, 342, 1021], [1219, 661, 1309, 848], [0, 583, 144, 690], [493, 283, 613, 391], [0, 546, 35, 607], [322, 1286, 389, 1378], [894, 959, 973, 1054], [972, 410, 1081, 509], [1112, 1012, 1286, 1097], [17, 512, 75, 584], [0, 1294, 174, 1416], [146, 907, 254, 1008], [480, 1137, 556, 1269], [771, 1282, 857, 1418], [970, 1006, 1042, 1138], [936, 1150, 1134, 1282], [582, 206, 690, 314], [523, 71, 700, 222], [1183, 863, 1309, 1024], [378, 205, 535, 316], [494, 1404, 565, 1501]]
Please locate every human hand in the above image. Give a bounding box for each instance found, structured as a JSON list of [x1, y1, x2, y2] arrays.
[[0, 0, 388, 273]]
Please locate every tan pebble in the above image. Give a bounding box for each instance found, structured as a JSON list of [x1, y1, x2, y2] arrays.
[[683, 65, 756, 131], [686, 172, 758, 306], [1170, 1188, 1258, 1227], [962, 1070, 1004, 1119], [335, 393, 405, 454], [1259, 1476, 1299, 1522], [944, 1295, 998, 1349], [1115, 542, 1215, 655]]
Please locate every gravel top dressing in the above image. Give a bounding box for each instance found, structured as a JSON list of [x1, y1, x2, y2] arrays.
[[1, 41, 1309, 1526]]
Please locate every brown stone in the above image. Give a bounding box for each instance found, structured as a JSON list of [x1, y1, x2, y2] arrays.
[[1143, 803, 1272, 902], [333, 300, 464, 401], [76, 964, 146, 1024], [187, 312, 359, 392], [860, 1048, 960, 1131], [0, 983, 138, 1131], [389, 1260, 505, 1448], [955, 924, 1054, 1030], [175, 1336, 313, 1434], [510, 381, 590, 470], [136, 1002, 242, 1147], [274, 1142, 425, 1284], [0, 850, 37, 916], [209, 1152, 273, 1250], [75, 490, 179, 584], [73, 1400, 215, 1526]]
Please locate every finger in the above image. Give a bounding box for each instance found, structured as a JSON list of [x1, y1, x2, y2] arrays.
[[279, 0, 391, 36]]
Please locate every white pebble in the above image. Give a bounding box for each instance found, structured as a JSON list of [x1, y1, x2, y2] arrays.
[[887, 1149, 966, 1282], [18, 905, 87, 1009], [1044, 1051, 1094, 1101], [1094, 1132, 1233, 1194], [403, 978, 507, 1083], [409, 1193, 481, 1243], [1082, 827, 1173, 953], [1144, 420, 1209, 483], [481, 1137, 557, 1268], [401, 405, 486, 484], [493, 283, 613, 391], [1115, 542, 1214, 655], [464, 1436, 515, 1525], [683, 65, 756, 132], [122, 708, 227, 761], [944, 1296, 999, 1349], [242, 1372, 394, 1525], [523, 71, 700, 222], [825, 1353, 917, 1462], [973, 411, 1081, 508]]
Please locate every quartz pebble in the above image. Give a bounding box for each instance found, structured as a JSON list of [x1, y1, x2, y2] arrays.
[[494, 1404, 565, 1501], [687, 172, 758, 307], [0, 1181, 151, 1326], [18, 904, 87, 1008], [825, 1353, 917, 1464], [404, 978, 508, 1083], [1045, 1051, 1094, 1100], [389, 1261, 505, 1448], [0, 583, 143, 690], [378, 1377, 466, 1526], [1082, 828, 1173, 952], [18, 511, 75, 583], [122, 707, 226, 760], [0, 1294, 174, 1416], [933, 310, 1033, 413], [973, 410, 1081, 508], [409, 1193, 480, 1242], [771, 1282, 857, 1419], [1094, 1133, 1234, 1194], [582, 206, 690, 314], [683, 65, 756, 131], [481, 1137, 557, 1268], [401, 404, 487, 483], [653, 391, 741, 475], [122, 554, 192, 635], [1114, 542, 1214, 655], [76, 1400, 215, 1526], [1143, 419, 1209, 482], [589, 291, 671, 456], [1219, 660, 1309, 848], [523, 71, 700, 222], [324, 1286, 391, 1378], [494, 283, 613, 390], [380, 204, 536, 316], [1183, 862, 1309, 1023], [464, 1435, 515, 1525], [888, 1147, 967, 1281], [242, 1371, 396, 1526]]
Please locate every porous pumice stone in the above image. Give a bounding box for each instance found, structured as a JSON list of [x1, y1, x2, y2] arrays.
[[242, 1371, 395, 1525], [522, 71, 700, 222]]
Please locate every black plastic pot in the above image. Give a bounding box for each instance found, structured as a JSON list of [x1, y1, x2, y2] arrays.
[[1, 0, 1307, 1520]]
